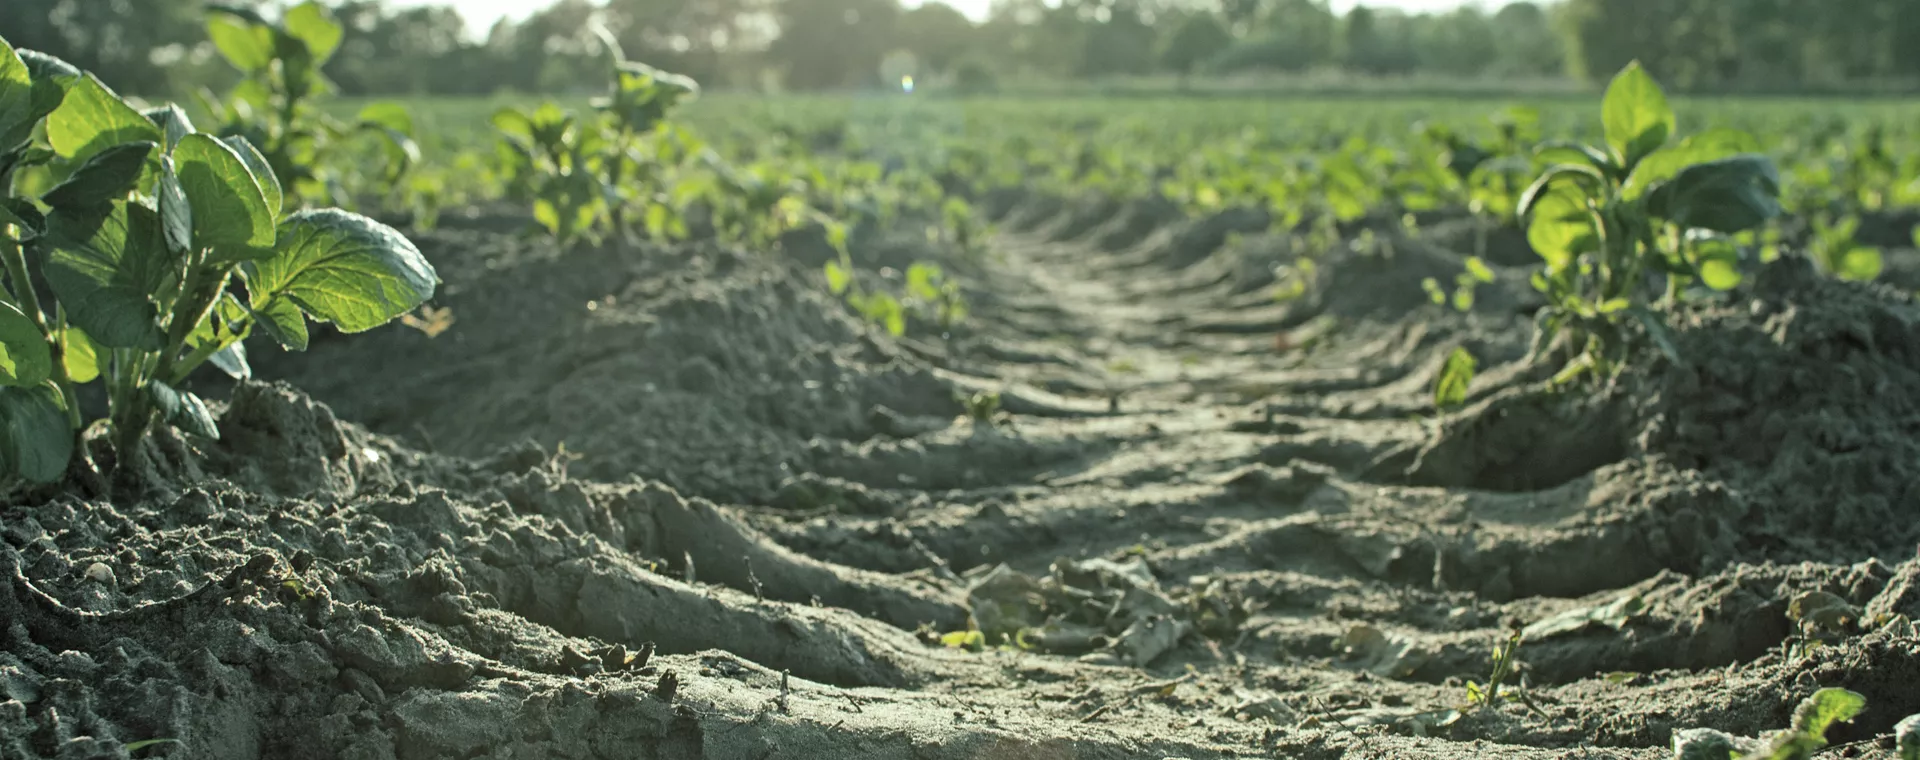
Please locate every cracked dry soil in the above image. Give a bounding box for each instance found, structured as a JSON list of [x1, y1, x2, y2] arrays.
[[5, 193, 1920, 760]]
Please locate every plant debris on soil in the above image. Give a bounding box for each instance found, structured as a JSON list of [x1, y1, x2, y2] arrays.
[[5, 194, 1920, 759]]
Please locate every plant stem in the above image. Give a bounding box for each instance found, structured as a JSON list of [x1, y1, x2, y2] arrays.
[[1, 229, 85, 435]]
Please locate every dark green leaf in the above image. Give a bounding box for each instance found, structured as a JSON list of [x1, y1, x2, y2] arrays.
[[142, 103, 195, 149], [205, 13, 274, 73], [1646, 154, 1782, 234], [248, 209, 437, 333], [249, 296, 308, 351], [157, 159, 192, 255], [283, 2, 345, 64], [45, 74, 162, 163], [43, 202, 167, 349], [1433, 346, 1476, 411], [148, 381, 219, 439], [0, 198, 45, 238], [173, 133, 275, 261], [0, 301, 51, 387], [1532, 141, 1616, 174], [0, 385, 72, 484], [210, 342, 250, 379], [218, 136, 281, 220], [16, 49, 81, 81], [1627, 307, 1681, 362], [40, 141, 155, 210], [1600, 62, 1674, 169]]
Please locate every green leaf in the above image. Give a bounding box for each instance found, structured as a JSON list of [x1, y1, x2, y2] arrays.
[[247, 209, 438, 333], [210, 341, 250, 380], [824, 260, 851, 295], [357, 101, 414, 135], [142, 104, 195, 150], [249, 296, 309, 351], [1834, 245, 1883, 282], [1691, 235, 1745, 291], [1787, 688, 1865, 747], [46, 74, 163, 163], [61, 326, 98, 383], [40, 141, 155, 210], [173, 133, 275, 261], [1600, 61, 1674, 169], [0, 385, 72, 483], [1526, 182, 1596, 273], [1627, 307, 1681, 362], [206, 13, 274, 73], [0, 301, 51, 387], [1532, 141, 1615, 174], [1, 198, 46, 238], [43, 202, 167, 349], [1647, 154, 1782, 234], [219, 135, 281, 221], [1432, 346, 1476, 411], [1623, 129, 1761, 200], [125, 739, 181, 754], [156, 161, 192, 256], [1464, 257, 1494, 283], [149, 381, 219, 439], [283, 2, 345, 64], [0, 36, 36, 148]]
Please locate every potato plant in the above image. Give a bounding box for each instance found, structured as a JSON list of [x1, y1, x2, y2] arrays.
[[198, 2, 420, 208], [0, 36, 437, 485], [1518, 61, 1783, 382]]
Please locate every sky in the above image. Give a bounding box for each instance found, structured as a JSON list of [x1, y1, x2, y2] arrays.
[[405, 0, 1478, 37]]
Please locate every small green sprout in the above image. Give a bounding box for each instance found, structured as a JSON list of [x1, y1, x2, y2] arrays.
[[962, 390, 1001, 425], [1896, 713, 1920, 760], [1432, 347, 1477, 413], [1742, 688, 1863, 760]]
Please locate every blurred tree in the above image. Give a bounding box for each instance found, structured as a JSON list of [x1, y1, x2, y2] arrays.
[[896, 2, 978, 74], [1159, 11, 1233, 75], [768, 0, 902, 88], [0, 0, 212, 94]]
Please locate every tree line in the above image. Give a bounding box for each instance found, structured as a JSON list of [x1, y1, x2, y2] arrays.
[[3, 0, 1917, 96]]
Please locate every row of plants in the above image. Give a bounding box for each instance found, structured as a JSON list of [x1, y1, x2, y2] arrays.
[[0, 11, 436, 485]]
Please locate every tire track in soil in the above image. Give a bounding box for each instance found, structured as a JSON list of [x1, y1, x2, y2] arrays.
[[6, 200, 1919, 759]]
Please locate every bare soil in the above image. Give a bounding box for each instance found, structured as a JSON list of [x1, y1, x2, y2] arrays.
[[4, 195, 1918, 759]]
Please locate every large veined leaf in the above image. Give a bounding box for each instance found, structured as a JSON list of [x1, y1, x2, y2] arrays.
[[39, 141, 155, 210], [42, 202, 167, 349], [283, 2, 345, 64], [1622, 129, 1762, 200], [0, 385, 72, 483], [249, 296, 308, 351], [219, 135, 282, 220], [205, 12, 273, 73], [0, 301, 51, 387], [1646, 154, 1782, 234], [45, 74, 162, 163], [1600, 62, 1674, 169], [0, 42, 72, 154], [1526, 182, 1597, 273], [173, 133, 275, 260], [246, 209, 438, 337]]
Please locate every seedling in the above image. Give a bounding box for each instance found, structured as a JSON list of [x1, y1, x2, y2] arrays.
[[904, 262, 968, 330], [1432, 347, 1476, 414], [963, 390, 1002, 426], [823, 244, 909, 337], [1743, 688, 1863, 760], [0, 36, 436, 485], [1423, 256, 1495, 312], [1804, 214, 1882, 282], [199, 3, 418, 206], [1518, 61, 1782, 383], [1896, 713, 1919, 760], [1462, 629, 1527, 712]]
